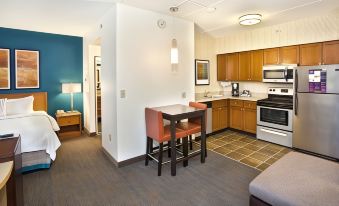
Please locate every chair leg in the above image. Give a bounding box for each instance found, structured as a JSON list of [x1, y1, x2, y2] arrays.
[[183, 137, 188, 167], [189, 135, 193, 150], [158, 143, 163, 176], [145, 137, 150, 166], [167, 141, 171, 158], [149, 138, 154, 161]]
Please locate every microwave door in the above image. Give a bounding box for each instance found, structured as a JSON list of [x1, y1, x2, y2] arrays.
[[263, 69, 285, 82]]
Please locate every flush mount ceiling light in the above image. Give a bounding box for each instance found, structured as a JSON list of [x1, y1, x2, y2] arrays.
[[239, 14, 262, 26]]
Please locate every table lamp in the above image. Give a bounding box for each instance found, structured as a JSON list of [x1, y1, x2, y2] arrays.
[[62, 83, 82, 112]]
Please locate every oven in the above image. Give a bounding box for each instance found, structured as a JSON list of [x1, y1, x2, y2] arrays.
[[263, 65, 296, 83], [257, 106, 293, 132]]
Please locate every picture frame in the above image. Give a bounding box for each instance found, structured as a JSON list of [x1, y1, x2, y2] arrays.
[[15, 49, 40, 89], [0, 48, 10, 90], [195, 59, 210, 85]]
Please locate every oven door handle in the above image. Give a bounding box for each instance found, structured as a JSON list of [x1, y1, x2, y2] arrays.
[[260, 128, 287, 137]]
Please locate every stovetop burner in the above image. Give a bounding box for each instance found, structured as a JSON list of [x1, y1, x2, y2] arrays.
[[257, 94, 293, 110]]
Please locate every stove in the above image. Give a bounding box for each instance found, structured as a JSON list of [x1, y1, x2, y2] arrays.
[[257, 87, 294, 147]]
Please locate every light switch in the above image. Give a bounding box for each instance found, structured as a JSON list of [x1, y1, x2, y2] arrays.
[[182, 92, 186, 99], [120, 90, 126, 98]]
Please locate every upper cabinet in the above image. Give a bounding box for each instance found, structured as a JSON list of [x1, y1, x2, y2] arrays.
[[322, 40, 339, 65], [226, 53, 239, 81], [279, 45, 299, 65], [251, 50, 263, 81], [217, 54, 227, 81], [263, 48, 279, 65], [238, 51, 251, 81], [299, 43, 322, 66]]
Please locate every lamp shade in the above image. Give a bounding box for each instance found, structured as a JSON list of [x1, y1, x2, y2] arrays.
[[62, 83, 82, 94], [171, 39, 178, 64]]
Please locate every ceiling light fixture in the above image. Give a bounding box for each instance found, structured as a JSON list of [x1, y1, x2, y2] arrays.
[[239, 14, 262, 26]]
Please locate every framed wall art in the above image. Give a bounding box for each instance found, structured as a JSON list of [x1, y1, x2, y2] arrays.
[[15, 49, 40, 89], [195, 59, 210, 85], [0, 48, 10, 89]]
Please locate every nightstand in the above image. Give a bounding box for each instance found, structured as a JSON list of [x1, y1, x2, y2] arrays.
[[56, 111, 82, 139]]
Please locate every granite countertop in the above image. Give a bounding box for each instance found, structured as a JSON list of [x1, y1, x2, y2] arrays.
[[195, 92, 267, 103]]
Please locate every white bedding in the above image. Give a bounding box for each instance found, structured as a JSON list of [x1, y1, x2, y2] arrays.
[[0, 111, 61, 160]]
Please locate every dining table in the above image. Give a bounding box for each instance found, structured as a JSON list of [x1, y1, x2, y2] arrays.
[[152, 104, 206, 176]]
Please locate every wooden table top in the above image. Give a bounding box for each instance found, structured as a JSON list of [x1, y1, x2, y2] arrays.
[[0, 161, 13, 190], [152, 104, 203, 116]]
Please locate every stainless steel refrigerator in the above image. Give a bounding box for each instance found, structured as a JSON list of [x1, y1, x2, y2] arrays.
[[293, 65, 339, 159]]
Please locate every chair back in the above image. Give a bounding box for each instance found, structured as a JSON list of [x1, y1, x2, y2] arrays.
[[145, 108, 164, 142], [188, 102, 207, 125]]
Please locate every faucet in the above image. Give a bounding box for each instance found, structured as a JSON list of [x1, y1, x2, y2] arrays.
[[204, 90, 210, 97]]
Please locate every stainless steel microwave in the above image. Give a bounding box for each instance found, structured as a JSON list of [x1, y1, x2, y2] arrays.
[[262, 65, 297, 83]]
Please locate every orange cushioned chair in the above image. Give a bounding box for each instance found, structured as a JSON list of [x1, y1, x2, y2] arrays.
[[177, 102, 207, 151], [145, 108, 188, 176]]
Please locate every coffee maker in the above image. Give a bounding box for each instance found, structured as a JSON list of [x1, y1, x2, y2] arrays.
[[231, 83, 239, 97]]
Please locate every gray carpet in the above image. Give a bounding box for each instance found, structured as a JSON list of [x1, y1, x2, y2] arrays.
[[23, 135, 260, 206]]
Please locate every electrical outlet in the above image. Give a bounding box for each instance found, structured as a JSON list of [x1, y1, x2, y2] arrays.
[[182, 92, 186, 99], [109, 134, 112, 142], [120, 90, 126, 98]]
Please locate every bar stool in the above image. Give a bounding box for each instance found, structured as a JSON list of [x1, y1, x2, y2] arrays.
[[145, 108, 188, 176], [177, 102, 207, 162]]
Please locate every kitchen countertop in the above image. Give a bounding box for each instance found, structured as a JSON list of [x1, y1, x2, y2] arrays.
[[195, 92, 267, 103]]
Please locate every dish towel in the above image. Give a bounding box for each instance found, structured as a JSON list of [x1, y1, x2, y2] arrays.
[[0, 98, 6, 119]]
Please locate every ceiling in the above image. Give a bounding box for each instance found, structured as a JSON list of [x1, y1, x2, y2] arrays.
[[0, 0, 338, 37]]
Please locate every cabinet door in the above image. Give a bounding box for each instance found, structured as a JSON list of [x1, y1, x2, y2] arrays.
[[323, 40, 339, 65], [299, 43, 322, 66], [219, 107, 228, 129], [264, 48, 279, 65], [238, 51, 251, 81], [279, 45, 299, 64], [251, 50, 263, 81], [243, 108, 257, 134], [226, 53, 239, 81], [230, 106, 243, 130], [212, 108, 220, 132], [217, 54, 227, 81]]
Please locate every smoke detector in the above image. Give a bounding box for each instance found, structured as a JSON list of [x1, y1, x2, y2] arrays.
[[170, 6, 179, 13]]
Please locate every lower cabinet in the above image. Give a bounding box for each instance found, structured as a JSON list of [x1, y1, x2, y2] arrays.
[[212, 100, 228, 132], [230, 100, 257, 134]]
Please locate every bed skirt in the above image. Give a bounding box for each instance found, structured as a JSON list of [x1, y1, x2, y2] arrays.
[[21, 150, 51, 173]]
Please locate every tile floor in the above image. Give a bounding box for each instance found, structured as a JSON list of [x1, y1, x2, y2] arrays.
[[199, 130, 292, 171]]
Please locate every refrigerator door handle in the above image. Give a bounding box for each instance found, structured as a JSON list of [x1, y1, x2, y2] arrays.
[[295, 69, 298, 115]]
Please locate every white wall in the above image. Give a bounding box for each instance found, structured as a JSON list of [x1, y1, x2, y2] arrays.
[[115, 4, 195, 161], [83, 5, 118, 160], [195, 26, 222, 93]]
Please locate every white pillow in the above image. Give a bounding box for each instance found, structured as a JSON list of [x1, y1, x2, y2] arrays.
[[6, 96, 34, 116], [0, 98, 7, 119]]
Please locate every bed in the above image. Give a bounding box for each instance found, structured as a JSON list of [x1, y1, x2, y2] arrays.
[[0, 92, 61, 172]]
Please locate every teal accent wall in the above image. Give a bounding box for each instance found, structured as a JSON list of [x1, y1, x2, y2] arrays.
[[0, 27, 83, 116]]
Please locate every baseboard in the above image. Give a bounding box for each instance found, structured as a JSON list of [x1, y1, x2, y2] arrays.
[[101, 147, 145, 168], [102, 147, 118, 167]]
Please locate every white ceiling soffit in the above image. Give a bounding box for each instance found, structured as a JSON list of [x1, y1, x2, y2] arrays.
[[0, 0, 119, 36], [122, 0, 339, 37], [0, 0, 338, 37]]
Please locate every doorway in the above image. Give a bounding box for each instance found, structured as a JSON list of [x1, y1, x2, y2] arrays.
[[94, 55, 102, 134]]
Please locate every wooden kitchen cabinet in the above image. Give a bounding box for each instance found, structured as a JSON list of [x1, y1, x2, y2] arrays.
[[299, 43, 322, 66], [239, 51, 251, 81], [264, 48, 279, 65], [279, 45, 299, 64], [251, 49, 263, 81], [230, 106, 243, 130], [226, 53, 239, 81], [217, 54, 227, 81], [230, 100, 257, 134], [212, 100, 228, 132], [322, 40, 339, 65]]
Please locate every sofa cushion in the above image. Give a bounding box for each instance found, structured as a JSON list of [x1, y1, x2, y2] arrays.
[[249, 152, 339, 206]]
